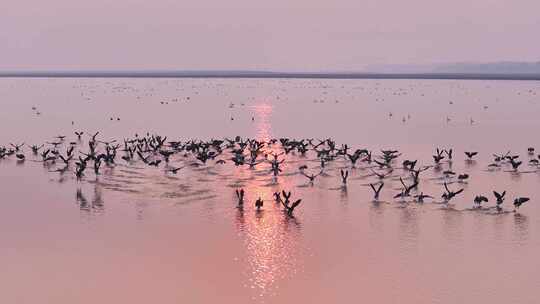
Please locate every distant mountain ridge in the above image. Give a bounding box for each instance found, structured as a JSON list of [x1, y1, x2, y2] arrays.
[[433, 62, 540, 73], [365, 61, 540, 74]]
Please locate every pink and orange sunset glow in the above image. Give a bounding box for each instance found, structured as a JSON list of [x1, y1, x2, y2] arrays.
[[2, 0, 540, 71], [1, 2, 540, 304]]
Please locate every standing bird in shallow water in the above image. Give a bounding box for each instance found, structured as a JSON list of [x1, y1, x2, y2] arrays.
[[433, 148, 445, 164], [394, 177, 418, 200], [465, 151, 478, 160], [340, 169, 349, 185], [444, 149, 453, 161], [509, 158, 522, 171], [301, 169, 323, 184], [16, 153, 26, 161], [31, 144, 44, 155], [10, 143, 24, 152], [147, 159, 161, 167], [159, 150, 174, 162], [74, 158, 87, 180], [370, 182, 384, 200], [442, 182, 464, 203], [473, 195, 488, 208], [273, 192, 282, 204], [414, 192, 433, 203], [281, 191, 292, 207], [494, 191, 506, 212], [255, 197, 264, 210], [347, 152, 362, 167], [235, 189, 245, 207], [283, 198, 302, 216], [94, 158, 102, 175], [402, 159, 418, 171], [75, 131, 84, 140], [457, 174, 469, 183], [513, 197, 530, 212], [58, 153, 72, 165]]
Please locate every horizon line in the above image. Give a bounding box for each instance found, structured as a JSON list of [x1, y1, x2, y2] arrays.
[[1, 70, 540, 81]]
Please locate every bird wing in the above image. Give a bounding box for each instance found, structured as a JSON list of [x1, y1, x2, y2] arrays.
[[400, 177, 406, 188], [374, 160, 385, 167], [406, 181, 418, 192], [519, 197, 530, 203], [290, 199, 302, 210], [137, 151, 147, 162]]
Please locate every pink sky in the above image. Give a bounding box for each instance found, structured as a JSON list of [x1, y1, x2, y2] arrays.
[[1, 0, 539, 71]]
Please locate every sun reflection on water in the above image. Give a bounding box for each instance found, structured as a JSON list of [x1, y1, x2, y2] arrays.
[[233, 100, 304, 300], [252, 102, 273, 142]]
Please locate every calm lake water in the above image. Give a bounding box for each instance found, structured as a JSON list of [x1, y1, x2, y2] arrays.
[[0, 78, 539, 303]]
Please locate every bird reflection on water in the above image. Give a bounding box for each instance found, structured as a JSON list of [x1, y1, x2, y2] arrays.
[[76, 184, 105, 215], [513, 213, 529, 244]]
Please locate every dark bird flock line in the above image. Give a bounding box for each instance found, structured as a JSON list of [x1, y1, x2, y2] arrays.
[[0, 132, 535, 216]]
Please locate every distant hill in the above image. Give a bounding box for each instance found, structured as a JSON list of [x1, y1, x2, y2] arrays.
[[365, 62, 540, 74], [433, 62, 540, 74]]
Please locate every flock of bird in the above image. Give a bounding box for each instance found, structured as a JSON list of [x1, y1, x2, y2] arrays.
[[0, 131, 535, 216]]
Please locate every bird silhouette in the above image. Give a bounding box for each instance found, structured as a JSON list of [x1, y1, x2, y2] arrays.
[[473, 195, 489, 208], [369, 182, 384, 200], [465, 151, 478, 160], [442, 182, 464, 203], [255, 197, 264, 210], [513, 197, 530, 211]]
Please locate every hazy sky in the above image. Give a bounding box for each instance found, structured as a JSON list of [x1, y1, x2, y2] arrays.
[[2, 0, 539, 71]]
